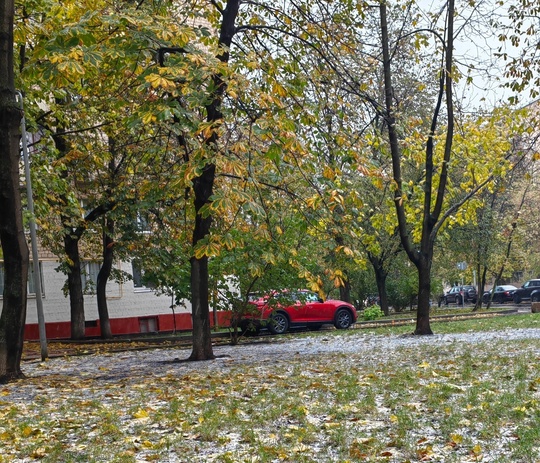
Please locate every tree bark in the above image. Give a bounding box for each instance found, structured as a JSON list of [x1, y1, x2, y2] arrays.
[[190, 252, 215, 360], [96, 218, 113, 339], [415, 255, 433, 335], [64, 233, 85, 339], [369, 254, 389, 316], [338, 278, 351, 304], [0, 0, 29, 383], [188, 0, 240, 361], [51, 126, 87, 340]]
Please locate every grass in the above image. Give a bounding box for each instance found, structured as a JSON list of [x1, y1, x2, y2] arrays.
[[2, 312, 540, 462], [353, 310, 539, 336]]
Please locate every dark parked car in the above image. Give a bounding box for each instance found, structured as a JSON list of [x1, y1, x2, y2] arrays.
[[443, 285, 478, 305], [240, 290, 357, 335], [531, 290, 540, 302], [513, 279, 540, 303], [482, 285, 518, 304]]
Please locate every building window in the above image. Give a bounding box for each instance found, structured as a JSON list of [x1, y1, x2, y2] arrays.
[[131, 259, 154, 291], [136, 212, 151, 233], [0, 261, 44, 296], [81, 261, 101, 294], [28, 262, 45, 296]]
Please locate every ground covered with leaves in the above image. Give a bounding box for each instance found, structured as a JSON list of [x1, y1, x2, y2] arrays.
[[2, 327, 540, 462]]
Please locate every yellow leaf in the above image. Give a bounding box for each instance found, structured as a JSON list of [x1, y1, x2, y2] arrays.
[[142, 112, 156, 124], [292, 443, 310, 452], [390, 414, 399, 423], [133, 408, 150, 419], [471, 444, 482, 455], [323, 166, 336, 180], [31, 448, 47, 458]]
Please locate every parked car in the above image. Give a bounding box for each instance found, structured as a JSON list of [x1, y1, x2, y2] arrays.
[[482, 285, 518, 304], [512, 279, 540, 303], [240, 290, 357, 335], [443, 285, 478, 305], [531, 290, 540, 302]]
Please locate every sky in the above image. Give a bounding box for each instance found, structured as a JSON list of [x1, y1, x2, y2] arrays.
[[418, 0, 532, 111]]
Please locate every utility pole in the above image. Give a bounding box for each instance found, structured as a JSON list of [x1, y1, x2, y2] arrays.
[[17, 91, 48, 360]]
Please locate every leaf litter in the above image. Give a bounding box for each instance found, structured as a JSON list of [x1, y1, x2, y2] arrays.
[[1, 328, 540, 462]]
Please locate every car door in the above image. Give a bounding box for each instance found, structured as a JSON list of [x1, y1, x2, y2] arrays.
[[523, 281, 536, 298], [302, 291, 329, 322], [530, 281, 540, 298], [447, 287, 458, 303], [493, 286, 503, 302], [280, 291, 308, 322]]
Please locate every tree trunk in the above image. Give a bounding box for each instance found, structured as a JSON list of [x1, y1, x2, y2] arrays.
[[190, 256, 215, 360], [52, 124, 88, 340], [414, 257, 433, 335], [0, 0, 29, 383], [189, 164, 216, 360], [369, 255, 389, 316], [96, 218, 113, 339], [379, 0, 454, 335], [339, 279, 351, 304], [64, 234, 85, 339], [188, 0, 240, 361]]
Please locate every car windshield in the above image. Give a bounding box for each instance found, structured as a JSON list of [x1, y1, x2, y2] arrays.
[[302, 292, 320, 302]]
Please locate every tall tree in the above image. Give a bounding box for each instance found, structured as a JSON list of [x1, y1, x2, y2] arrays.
[[21, 0, 197, 339], [0, 0, 29, 382], [187, 0, 240, 360]]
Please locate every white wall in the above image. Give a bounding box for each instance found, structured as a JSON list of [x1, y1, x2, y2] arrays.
[[2, 259, 192, 324]]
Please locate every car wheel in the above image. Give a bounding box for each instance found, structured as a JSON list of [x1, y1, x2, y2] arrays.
[[514, 295, 522, 304], [532, 293, 540, 302], [334, 308, 353, 330], [268, 312, 289, 335]]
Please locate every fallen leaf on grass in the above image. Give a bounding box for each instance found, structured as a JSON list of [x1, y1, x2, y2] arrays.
[[416, 445, 434, 461], [133, 408, 150, 420]]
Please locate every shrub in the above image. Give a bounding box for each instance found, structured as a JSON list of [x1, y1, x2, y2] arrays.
[[363, 305, 384, 321]]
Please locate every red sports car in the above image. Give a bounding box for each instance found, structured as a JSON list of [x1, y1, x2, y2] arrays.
[[240, 290, 357, 335]]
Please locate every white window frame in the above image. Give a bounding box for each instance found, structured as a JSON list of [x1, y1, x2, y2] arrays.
[[131, 259, 153, 293], [0, 261, 44, 298], [81, 261, 101, 294]]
